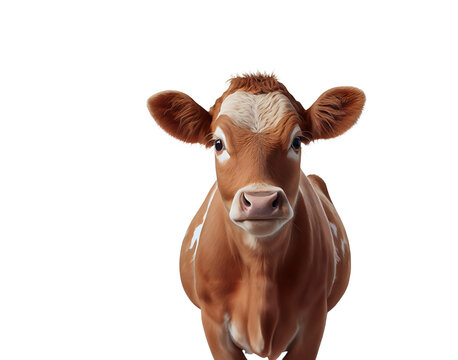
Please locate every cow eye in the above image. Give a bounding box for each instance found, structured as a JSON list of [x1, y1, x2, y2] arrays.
[[291, 136, 301, 150], [215, 139, 224, 152]]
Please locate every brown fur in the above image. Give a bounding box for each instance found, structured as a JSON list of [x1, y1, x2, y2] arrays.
[[148, 74, 365, 146], [306, 86, 366, 139], [147, 90, 212, 144], [210, 74, 365, 142], [147, 74, 365, 359]]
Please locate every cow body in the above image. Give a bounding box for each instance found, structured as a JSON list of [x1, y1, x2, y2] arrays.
[[147, 74, 364, 359], [180, 172, 349, 359]]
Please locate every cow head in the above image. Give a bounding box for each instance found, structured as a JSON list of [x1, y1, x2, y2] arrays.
[[148, 74, 365, 238]]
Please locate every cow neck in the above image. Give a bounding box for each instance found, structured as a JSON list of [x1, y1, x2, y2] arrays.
[[224, 212, 295, 281], [220, 208, 295, 357]]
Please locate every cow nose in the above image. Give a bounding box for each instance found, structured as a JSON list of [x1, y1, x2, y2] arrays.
[[229, 185, 294, 236], [240, 191, 281, 218]]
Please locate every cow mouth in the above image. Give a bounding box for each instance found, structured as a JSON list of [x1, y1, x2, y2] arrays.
[[233, 217, 289, 222], [232, 217, 292, 237]]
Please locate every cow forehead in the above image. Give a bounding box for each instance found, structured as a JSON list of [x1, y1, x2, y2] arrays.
[[217, 90, 296, 133]]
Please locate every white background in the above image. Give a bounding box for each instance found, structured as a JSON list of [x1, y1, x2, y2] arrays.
[[1, 1, 457, 359]]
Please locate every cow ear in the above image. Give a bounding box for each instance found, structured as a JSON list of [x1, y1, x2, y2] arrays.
[[147, 91, 212, 145], [304, 87, 365, 140]]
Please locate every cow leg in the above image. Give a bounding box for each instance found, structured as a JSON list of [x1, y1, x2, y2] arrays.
[[283, 303, 327, 360], [201, 310, 247, 360]]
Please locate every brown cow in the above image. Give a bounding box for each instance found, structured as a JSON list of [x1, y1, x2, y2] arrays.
[[147, 74, 365, 360]]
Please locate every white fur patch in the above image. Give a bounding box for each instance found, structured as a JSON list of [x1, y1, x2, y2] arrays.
[[190, 185, 218, 296], [333, 241, 341, 264], [217, 91, 295, 132], [226, 316, 253, 354], [341, 236, 347, 255], [330, 222, 338, 239], [329, 222, 340, 265], [327, 221, 339, 285], [189, 186, 217, 260]]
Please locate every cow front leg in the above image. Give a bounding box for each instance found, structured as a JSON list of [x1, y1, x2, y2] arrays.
[[284, 303, 327, 360], [201, 310, 247, 360]]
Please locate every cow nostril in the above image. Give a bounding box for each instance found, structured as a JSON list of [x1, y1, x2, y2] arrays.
[[242, 193, 251, 207], [272, 194, 279, 208]]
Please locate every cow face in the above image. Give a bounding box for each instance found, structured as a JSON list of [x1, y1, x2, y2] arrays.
[[210, 91, 302, 237], [147, 75, 365, 238]]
